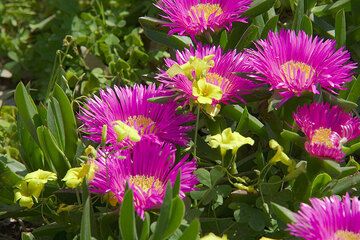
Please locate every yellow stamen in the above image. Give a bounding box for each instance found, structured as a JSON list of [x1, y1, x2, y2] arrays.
[[190, 3, 223, 20], [334, 230, 360, 240], [281, 61, 313, 80], [128, 175, 162, 192], [126, 115, 156, 134], [206, 73, 225, 85], [311, 127, 333, 147]]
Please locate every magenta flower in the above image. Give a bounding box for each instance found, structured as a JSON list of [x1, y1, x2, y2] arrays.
[[248, 30, 356, 103], [90, 137, 198, 218], [79, 84, 194, 147], [158, 45, 256, 106], [155, 0, 251, 37], [288, 194, 360, 240], [293, 103, 360, 161]]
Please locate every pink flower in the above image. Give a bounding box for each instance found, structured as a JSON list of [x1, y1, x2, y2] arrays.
[[156, 0, 251, 37], [249, 30, 356, 103], [293, 103, 360, 161], [288, 194, 360, 240], [90, 136, 198, 218]]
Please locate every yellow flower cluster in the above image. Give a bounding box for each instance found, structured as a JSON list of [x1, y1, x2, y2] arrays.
[[62, 162, 97, 188]]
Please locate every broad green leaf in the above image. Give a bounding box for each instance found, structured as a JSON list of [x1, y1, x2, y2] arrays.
[[243, 0, 275, 18], [119, 189, 138, 240], [178, 219, 200, 240], [235, 106, 249, 134], [270, 202, 295, 224], [0, 155, 23, 204], [235, 25, 259, 50], [322, 91, 358, 111], [221, 105, 266, 137], [249, 209, 265, 231], [173, 171, 181, 197], [261, 15, 279, 39], [322, 160, 357, 178], [310, 173, 332, 197], [195, 169, 211, 188], [80, 183, 92, 240], [139, 213, 150, 240], [14, 82, 39, 143], [280, 130, 305, 146], [142, 27, 192, 49], [292, 0, 304, 31], [351, 0, 360, 24], [53, 84, 78, 165], [301, 15, 313, 35], [162, 197, 185, 238], [32, 223, 68, 238], [335, 10, 346, 48], [305, 0, 317, 11], [138, 16, 168, 30], [344, 142, 360, 155], [153, 183, 173, 240], [345, 75, 360, 102], [147, 95, 176, 103]]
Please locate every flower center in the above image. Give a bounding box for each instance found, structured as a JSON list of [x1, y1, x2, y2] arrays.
[[311, 127, 333, 147], [206, 73, 225, 86], [128, 175, 162, 192], [281, 61, 314, 80], [126, 115, 156, 134], [334, 230, 360, 240], [190, 3, 223, 20], [192, 79, 223, 104]]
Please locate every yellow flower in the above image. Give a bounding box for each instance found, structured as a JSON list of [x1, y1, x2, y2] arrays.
[[57, 203, 76, 213], [234, 183, 257, 194], [103, 191, 118, 207], [206, 128, 255, 156], [269, 139, 295, 171], [84, 145, 97, 158], [192, 78, 222, 104], [166, 55, 215, 80], [62, 162, 97, 188], [200, 233, 227, 240], [112, 120, 141, 142], [14, 181, 44, 209], [205, 104, 221, 117], [259, 237, 279, 240], [24, 169, 57, 185]]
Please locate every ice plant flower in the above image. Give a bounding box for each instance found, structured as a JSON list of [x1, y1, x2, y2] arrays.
[[14, 181, 44, 209], [90, 137, 198, 218], [62, 162, 97, 188], [79, 84, 194, 147], [156, 0, 251, 37], [205, 128, 254, 157], [293, 103, 360, 161], [159, 45, 255, 107], [200, 233, 228, 240], [24, 169, 57, 185], [288, 194, 360, 240], [249, 30, 356, 103]]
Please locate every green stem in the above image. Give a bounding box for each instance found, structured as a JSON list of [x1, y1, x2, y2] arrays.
[[194, 105, 201, 159]]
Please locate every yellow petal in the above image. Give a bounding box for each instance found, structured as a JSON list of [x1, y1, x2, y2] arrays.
[[200, 233, 227, 240], [205, 104, 221, 117], [24, 169, 57, 184], [269, 139, 295, 169], [18, 195, 34, 209], [85, 145, 97, 157], [57, 203, 76, 213]]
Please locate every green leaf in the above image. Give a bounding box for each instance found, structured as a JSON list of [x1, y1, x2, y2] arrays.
[[292, 0, 304, 31], [178, 219, 200, 240], [210, 167, 224, 187], [305, 0, 317, 11], [322, 160, 357, 178], [335, 10, 346, 48], [235, 25, 259, 50], [195, 169, 211, 188], [235, 106, 249, 134], [47, 97, 65, 150], [261, 15, 278, 39], [162, 197, 185, 238], [280, 130, 305, 146], [345, 75, 360, 102], [21, 232, 35, 240], [329, 172, 360, 194], [344, 142, 360, 155], [221, 105, 266, 137], [243, 0, 275, 18], [220, 30, 228, 49], [322, 91, 358, 111], [173, 171, 181, 197], [119, 189, 138, 240], [301, 15, 313, 35], [147, 95, 176, 103], [0, 155, 24, 204], [14, 82, 39, 143], [53, 84, 78, 165], [310, 173, 332, 197], [80, 181, 92, 240], [139, 212, 150, 240], [351, 0, 360, 24], [312, 0, 351, 17], [153, 183, 173, 240], [249, 210, 265, 231], [36, 126, 71, 176], [270, 202, 295, 224]]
